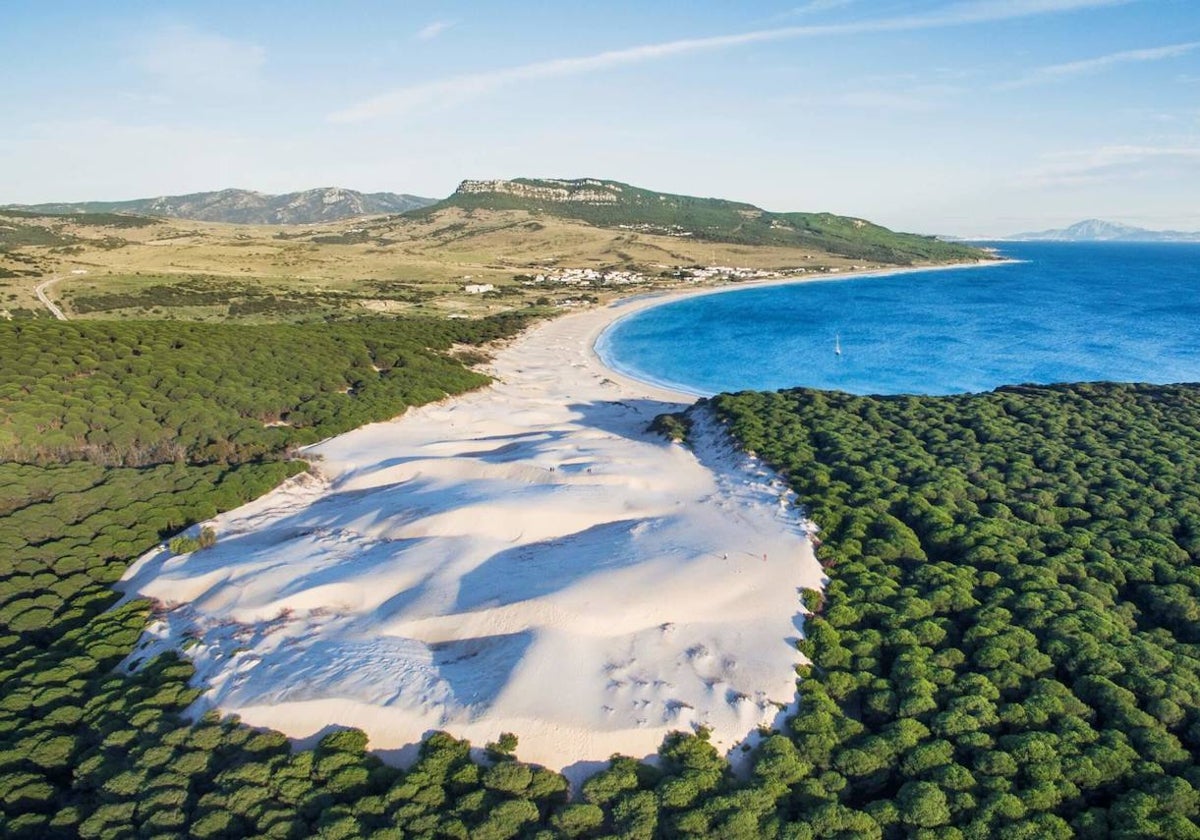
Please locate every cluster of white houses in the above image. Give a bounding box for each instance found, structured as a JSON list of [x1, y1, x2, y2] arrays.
[[463, 261, 865, 295], [515, 265, 814, 288], [525, 268, 645, 286], [670, 266, 781, 282], [615, 223, 693, 237]]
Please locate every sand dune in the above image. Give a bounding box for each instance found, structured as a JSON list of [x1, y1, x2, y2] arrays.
[[120, 293, 825, 781]]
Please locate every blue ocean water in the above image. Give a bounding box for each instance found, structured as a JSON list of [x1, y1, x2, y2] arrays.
[[595, 243, 1200, 396]]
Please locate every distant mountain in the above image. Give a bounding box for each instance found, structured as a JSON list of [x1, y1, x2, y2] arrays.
[[5, 188, 437, 225], [1006, 219, 1200, 243], [414, 178, 989, 265]]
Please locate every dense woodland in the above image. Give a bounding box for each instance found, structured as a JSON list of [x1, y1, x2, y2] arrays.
[[4, 311, 1200, 837], [711, 384, 1200, 838], [0, 317, 529, 466], [0, 316, 580, 839]]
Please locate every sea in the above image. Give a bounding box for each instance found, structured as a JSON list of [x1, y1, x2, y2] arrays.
[[594, 242, 1200, 397]]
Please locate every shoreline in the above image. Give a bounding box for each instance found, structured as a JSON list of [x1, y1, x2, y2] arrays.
[[117, 257, 998, 782], [120, 274, 829, 782], [589, 258, 1015, 399]]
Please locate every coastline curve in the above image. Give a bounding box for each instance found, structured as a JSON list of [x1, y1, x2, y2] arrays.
[[592, 260, 1010, 398], [119, 285, 831, 783]]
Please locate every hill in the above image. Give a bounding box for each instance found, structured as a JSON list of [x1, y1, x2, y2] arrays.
[[1006, 218, 1200, 242], [1, 178, 992, 322], [417, 178, 987, 264], [5, 187, 436, 225]]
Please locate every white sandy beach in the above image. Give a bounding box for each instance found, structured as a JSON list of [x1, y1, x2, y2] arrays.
[[120, 267, 987, 780]]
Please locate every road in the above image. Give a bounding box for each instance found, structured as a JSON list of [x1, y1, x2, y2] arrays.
[[34, 275, 67, 320]]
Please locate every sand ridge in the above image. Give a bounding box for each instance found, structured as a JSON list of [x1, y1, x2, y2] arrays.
[[119, 291, 827, 781]]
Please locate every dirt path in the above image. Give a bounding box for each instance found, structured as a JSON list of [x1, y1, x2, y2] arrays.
[[34, 275, 67, 320]]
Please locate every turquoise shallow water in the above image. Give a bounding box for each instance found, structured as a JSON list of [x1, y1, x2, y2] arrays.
[[595, 242, 1200, 396]]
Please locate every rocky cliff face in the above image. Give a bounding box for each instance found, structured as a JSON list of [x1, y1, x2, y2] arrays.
[[455, 179, 621, 204]]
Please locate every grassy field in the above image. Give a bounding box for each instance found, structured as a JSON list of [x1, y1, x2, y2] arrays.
[[0, 205, 975, 323]]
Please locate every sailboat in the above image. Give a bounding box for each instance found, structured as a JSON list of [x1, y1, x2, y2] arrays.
[[834, 334, 842, 357]]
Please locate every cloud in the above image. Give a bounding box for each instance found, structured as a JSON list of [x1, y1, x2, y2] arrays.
[[1000, 40, 1200, 88], [416, 20, 454, 41], [786, 0, 857, 16], [938, 0, 1129, 19], [1025, 145, 1200, 186], [330, 0, 1138, 123], [132, 24, 265, 94]]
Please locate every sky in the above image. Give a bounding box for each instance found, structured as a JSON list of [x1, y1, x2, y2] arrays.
[[1, 0, 1197, 236]]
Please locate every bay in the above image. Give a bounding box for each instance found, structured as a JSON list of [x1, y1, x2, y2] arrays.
[[595, 242, 1200, 396]]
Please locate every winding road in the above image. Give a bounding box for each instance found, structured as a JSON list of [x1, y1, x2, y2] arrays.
[[34, 275, 67, 320]]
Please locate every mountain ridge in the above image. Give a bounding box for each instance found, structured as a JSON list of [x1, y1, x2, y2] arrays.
[[1004, 218, 1200, 242], [4, 187, 437, 225], [417, 177, 987, 265]]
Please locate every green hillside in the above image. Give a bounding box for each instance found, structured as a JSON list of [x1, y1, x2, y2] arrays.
[[418, 178, 988, 265]]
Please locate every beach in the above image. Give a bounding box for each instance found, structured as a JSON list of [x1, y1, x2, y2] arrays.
[[116, 273, 840, 781]]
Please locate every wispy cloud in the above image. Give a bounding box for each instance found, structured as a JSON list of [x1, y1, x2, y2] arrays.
[[132, 24, 265, 95], [945, 0, 1122, 16], [1025, 144, 1200, 186], [1000, 40, 1200, 89], [416, 20, 455, 41], [786, 0, 857, 16], [330, 0, 1137, 123]]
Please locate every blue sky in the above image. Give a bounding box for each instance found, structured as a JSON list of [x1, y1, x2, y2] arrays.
[[2, 0, 1197, 235]]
